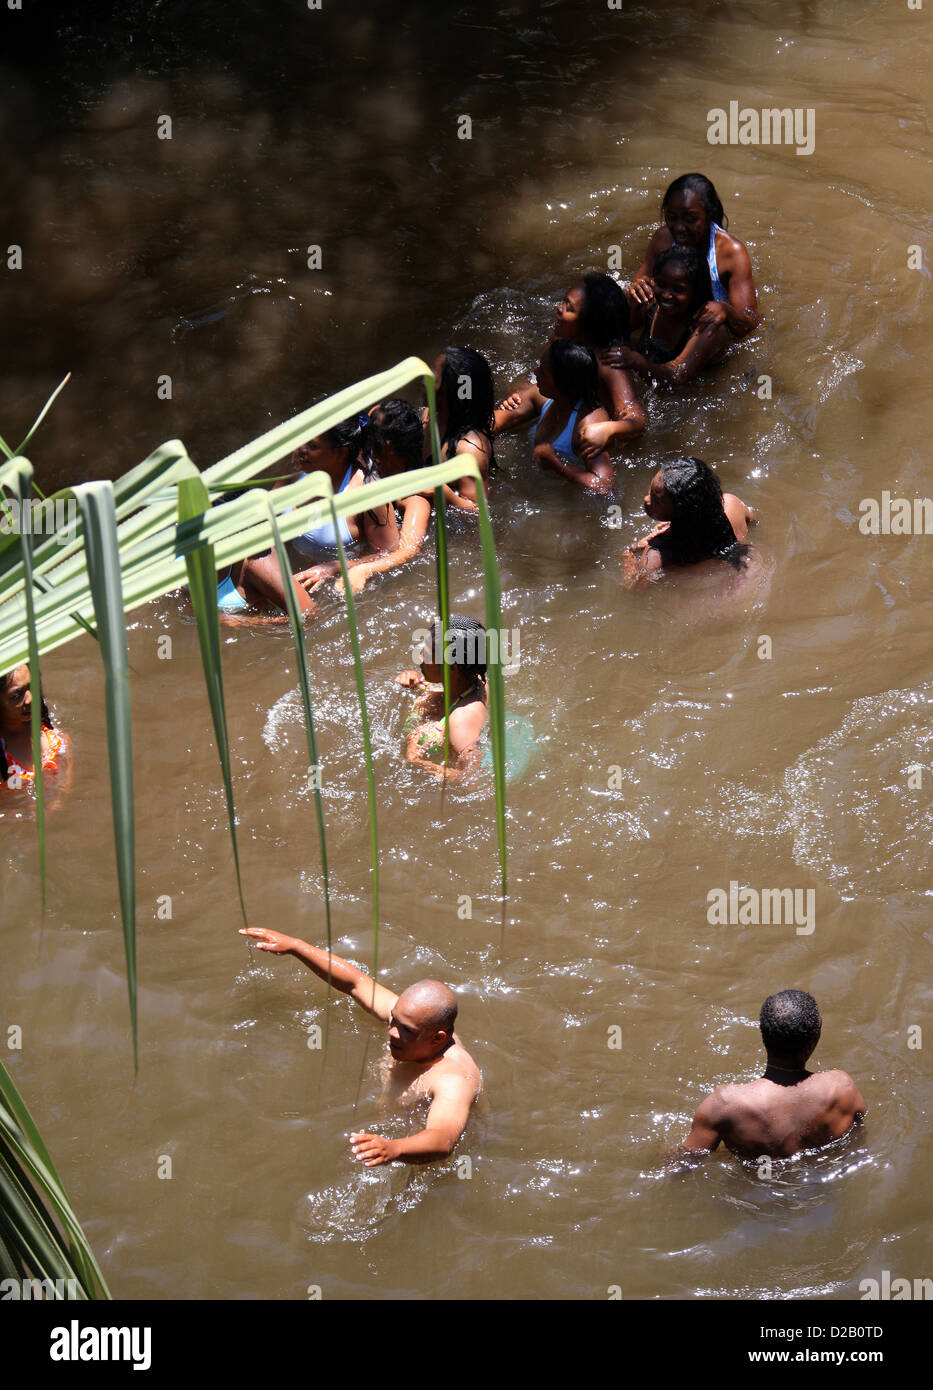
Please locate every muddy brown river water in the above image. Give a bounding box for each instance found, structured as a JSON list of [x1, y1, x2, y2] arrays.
[[1, 0, 931, 1300]]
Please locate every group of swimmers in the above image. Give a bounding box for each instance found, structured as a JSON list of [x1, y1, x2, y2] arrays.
[[3, 172, 868, 1181]]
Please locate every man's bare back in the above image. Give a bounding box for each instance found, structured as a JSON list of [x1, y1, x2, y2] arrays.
[[684, 1068, 865, 1160], [682, 991, 866, 1161]]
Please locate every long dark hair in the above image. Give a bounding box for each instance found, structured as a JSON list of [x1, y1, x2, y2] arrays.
[[437, 346, 498, 473], [366, 398, 424, 474], [662, 172, 727, 229], [652, 245, 712, 313], [577, 272, 630, 348], [0, 669, 53, 784], [649, 457, 747, 569], [546, 340, 600, 410]]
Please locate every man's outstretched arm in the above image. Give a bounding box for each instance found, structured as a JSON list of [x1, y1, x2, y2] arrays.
[[350, 1073, 475, 1166], [239, 927, 397, 1021]]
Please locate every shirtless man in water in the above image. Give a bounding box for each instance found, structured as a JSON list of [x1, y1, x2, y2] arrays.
[[240, 927, 480, 1166], [681, 990, 866, 1159]]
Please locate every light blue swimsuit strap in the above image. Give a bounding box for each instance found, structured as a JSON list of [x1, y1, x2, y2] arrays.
[[536, 398, 583, 462], [708, 222, 728, 302], [298, 465, 355, 548], [217, 567, 249, 611]]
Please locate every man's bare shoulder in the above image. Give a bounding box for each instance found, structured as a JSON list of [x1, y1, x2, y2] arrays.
[[426, 1042, 481, 1099]]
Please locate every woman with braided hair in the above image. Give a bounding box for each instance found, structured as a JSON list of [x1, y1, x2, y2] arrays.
[[396, 614, 489, 780], [622, 457, 756, 587]]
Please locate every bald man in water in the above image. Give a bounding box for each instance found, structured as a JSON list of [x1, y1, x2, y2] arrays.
[[681, 989, 866, 1159], [240, 927, 481, 1166]]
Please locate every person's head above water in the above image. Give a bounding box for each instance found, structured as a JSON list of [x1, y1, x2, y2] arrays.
[[292, 414, 365, 481], [431, 346, 496, 452], [759, 990, 822, 1069], [367, 397, 423, 474], [536, 339, 600, 408], [0, 664, 51, 734], [389, 978, 458, 1062], [420, 613, 488, 691], [556, 271, 630, 348], [661, 172, 726, 250], [651, 245, 711, 316], [644, 456, 746, 569]]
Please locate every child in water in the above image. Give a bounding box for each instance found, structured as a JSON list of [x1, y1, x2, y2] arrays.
[[610, 246, 729, 386], [396, 615, 489, 780], [622, 456, 755, 587], [499, 340, 614, 493], [0, 664, 68, 789]]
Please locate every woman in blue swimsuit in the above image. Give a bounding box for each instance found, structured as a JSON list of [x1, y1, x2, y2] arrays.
[[628, 173, 761, 340], [500, 340, 614, 493], [284, 415, 400, 592]]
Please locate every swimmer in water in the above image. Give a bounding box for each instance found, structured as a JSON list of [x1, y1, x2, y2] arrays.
[[501, 340, 614, 493], [396, 614, 489, 780], [239, 926, 481, 1165], [325, 399, 433, 596], [286, 415, 400, 594], [215, 548, 317, 624], [0, 665, 69, 790], [628, 172, 760, 340], [421, 347, 497, 511], [496, 272, 645, 457], [680, 990, 866, 1160], [622, 456, 755, 587], [608, 246, 729, 386]]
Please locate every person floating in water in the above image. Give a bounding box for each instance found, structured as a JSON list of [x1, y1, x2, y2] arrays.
[[622, 456, 755, 586], [496, 272, 645, 457], [680, 990, 866, 1159], [610, 246, 729, 386], [397, 614, 489, 780], [0, 664, 69, 789], [422, 346, 498, 510], [628, 172, 760, 340], [498, 340, 614, 492], [239, 926, 481, 1166]]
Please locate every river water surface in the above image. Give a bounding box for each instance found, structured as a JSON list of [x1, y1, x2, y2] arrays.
[[1, 0, 931, 1300]]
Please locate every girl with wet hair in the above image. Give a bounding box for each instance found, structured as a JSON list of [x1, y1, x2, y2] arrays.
[[609, 245, 728, 386], [317, 398, 434, 596], [497, 340, 614, 492], [627, 171, 760, 339], [284, 413, 400, 596], [0, 665, 68, 789], [622, 456, 756, 586], [423, 346, 497, 510], [495, 271, 645, 458], [395, 614, 489, 780]]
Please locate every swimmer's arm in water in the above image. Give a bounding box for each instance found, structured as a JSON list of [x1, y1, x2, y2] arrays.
[[331, 495, 432, 594], [588, 361, 646, 450], [694, 239, 760, 338], [493, 380, 546, 433], [607, 324, 730, 387], [679, 1090, 725, 1154], [447, 437, 490, 508], [350, 1073, 474, 1166], [723, 492, 756, 543], [533, 443, 614, 494], [239, 927, 397, 1021], [237, 551, 317, 616], [621, 540, 663, 589]]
